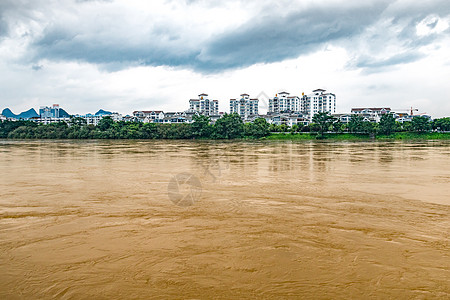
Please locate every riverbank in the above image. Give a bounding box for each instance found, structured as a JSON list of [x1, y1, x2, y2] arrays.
[[265, 132, 450, 140]]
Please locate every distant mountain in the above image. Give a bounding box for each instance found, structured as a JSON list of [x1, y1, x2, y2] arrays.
[[2, 108, 39, 119], [95, 109, 113, 116], [59, 108, 70, 118], [2, 108, 15, 118], [20, 108, 40, 119]]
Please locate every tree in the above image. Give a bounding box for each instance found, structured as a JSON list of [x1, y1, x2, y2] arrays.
[[139, 123, 158, 139], [332, 120, 343, 133], [361, 121, 376, 134], [432, 117, 450, 131], [98, 116, 114, 131], [245, 117, 270, 138], [213, 113, 244, 139], [191, 114, 212, 138], [401, 121, 413, 132], [348, 115, 365, 133], [312, 112, 336, 138], [411, 116, 431, 132], [378, 113, 396, 135], [279, 124, 289, 133]]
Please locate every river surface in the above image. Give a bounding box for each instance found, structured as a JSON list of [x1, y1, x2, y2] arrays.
[[0, 140, 449, 299]]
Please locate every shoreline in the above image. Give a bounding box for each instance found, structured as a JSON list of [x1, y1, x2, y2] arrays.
[[264, 132, 450, 141], [1, 132, 450, 142]]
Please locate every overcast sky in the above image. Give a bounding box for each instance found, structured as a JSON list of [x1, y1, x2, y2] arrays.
[[1, 0, 450, 117]]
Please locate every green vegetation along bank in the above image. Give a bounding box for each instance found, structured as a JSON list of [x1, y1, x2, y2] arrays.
[[1, 113, 449, 140]]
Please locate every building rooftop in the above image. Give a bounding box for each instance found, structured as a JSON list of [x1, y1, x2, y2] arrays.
[[351, 108, 391, 112], [133, 110, 163, 114]]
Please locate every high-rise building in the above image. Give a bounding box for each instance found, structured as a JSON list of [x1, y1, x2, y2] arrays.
[[230, 93, 259, 120], [302, 89, 336, 121], [39, 104, 70, 118], [268, 92, 300, 113], [189, 93, 219, 116]]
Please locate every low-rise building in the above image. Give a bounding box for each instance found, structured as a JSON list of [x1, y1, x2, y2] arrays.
[[260, 113, 309, 127], [73, 112, 122, 126], [31, 117, 72, 125], [133, 111, 164, 122], [351, 107, 391, 123], [333, 113, 352, 124]]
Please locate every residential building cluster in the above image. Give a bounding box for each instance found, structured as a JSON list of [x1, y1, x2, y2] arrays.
[[0, 89, 433, 125]]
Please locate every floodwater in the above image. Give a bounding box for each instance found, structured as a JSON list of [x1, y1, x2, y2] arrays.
[[0, 140, 449, 299]]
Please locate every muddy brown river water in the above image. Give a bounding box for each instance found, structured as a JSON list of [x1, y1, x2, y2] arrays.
[[0, 140, 449, 299]]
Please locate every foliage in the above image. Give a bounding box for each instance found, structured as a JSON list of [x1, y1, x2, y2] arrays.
[[244, 118, 270, 138], [411, 116, 431, 132], [348, 115, 364, 133], [191, 114, 213, 138], [332, 120, 344, 133], [212, 113, 245, 139], [1, 113, 450, 140], [431, 117, 450, 131], [312, 112, 336, 138], [378, 113, 396, 135]]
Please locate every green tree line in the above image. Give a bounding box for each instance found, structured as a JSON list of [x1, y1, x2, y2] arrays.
[[1, 113, 449, 140], [0, 113, 271, 139], [269, 113, 450, 137]]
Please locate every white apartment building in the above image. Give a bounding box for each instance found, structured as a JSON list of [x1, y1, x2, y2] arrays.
[[268, 92, 300, 113], [230, 93, 259, 120], [189, 93, 219, 116], [303, 89, 336, 121]]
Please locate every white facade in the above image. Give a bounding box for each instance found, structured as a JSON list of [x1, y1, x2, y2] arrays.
[[230, 93, 259, 120], [303, 89, 336, 121], [31, 117, 71, 125], [189, 93, 219, 116], [333, 114, 352, 124], [351, 108, 391, 123], [39, 104, 61, 118], [268, 92, 300, 113], [133, 111, 164, 122], [75, 113, 123, 126]]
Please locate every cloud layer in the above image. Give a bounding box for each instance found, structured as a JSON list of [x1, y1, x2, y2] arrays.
[[1, 0, 448, 73]]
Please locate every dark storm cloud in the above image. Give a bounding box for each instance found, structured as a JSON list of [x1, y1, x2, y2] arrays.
[[29, 1, 392, 72], [196, 2, 390, 71], [8, 0, 450, 73]]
